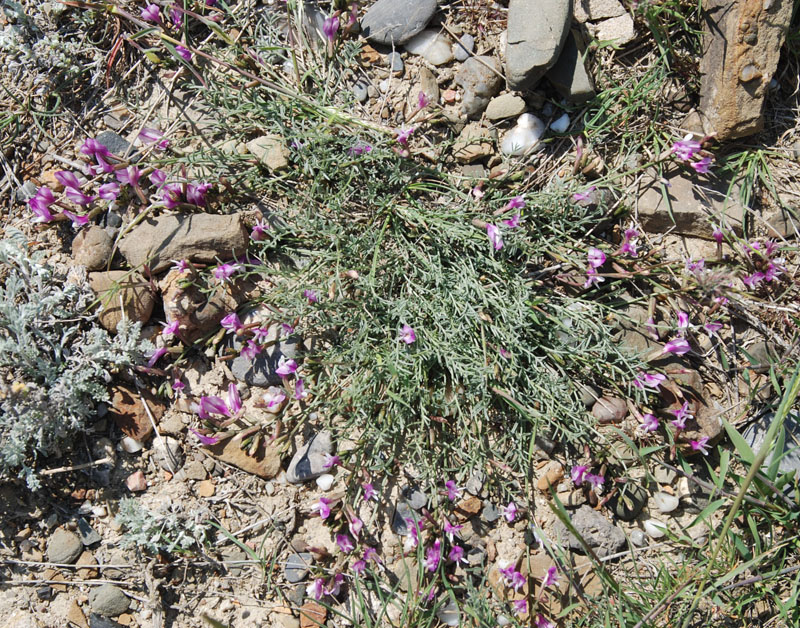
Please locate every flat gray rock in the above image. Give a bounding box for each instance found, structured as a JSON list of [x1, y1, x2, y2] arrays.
[[77, 518, 101, 546], [286, 431, 333, 484], [744, 412, 800, 481], [546, 31, 595, 103], [118, 213, 250, 274], [89, 584, 130, 617], [284, 552, 313, 583], [506, 0, 571, 90], [230, 326, 301, 388], [47, 528, 83, 564], [361, 0, 437, 46], [95, 130, 135, 159], [455, 56, 503, 119], [552, 505, 625, 558]]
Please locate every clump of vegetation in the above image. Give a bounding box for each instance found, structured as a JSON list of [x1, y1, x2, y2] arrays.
[[0, 230, 151, 488], [115, 497, 210, 555]]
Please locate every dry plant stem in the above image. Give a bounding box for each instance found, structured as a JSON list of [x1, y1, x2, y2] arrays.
[[680, 364, 800, 628], [137, 385, 177, 474], [39, 456, 114, 476]]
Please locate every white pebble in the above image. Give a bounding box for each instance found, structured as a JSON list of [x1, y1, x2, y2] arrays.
[[497, 616, 511, 627], [316, 473, 335, 491], [653, 491, 680, 513], [120, 436, 143, 453], [92, 505, 107, 518], [643, 519, 668, 539], [379, 79, 390, 94], [630, 529, 647, 546], [500, 113, 545, 156], [550, 113, 570, 133], [404, 29, 454, 66]]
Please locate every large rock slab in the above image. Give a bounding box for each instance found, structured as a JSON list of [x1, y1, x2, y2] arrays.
[[546, 31, 595, 103], [119, 213, 249, 274], [202, 435, 281, 479], [636, 168, 745, 237], [505, 0, 571, 90], [89, 270, 155, 332], [698, 0, 794, 140], [552, 505, 625, 558], [744, 411, 800, 482], [360, 0, 437, 46]]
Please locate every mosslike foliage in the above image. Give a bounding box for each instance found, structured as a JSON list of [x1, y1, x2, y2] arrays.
[[115, 498, 210, 555], [0, 232, 151, 488]]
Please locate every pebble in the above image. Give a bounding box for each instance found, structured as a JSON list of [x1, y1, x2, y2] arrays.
[[653, 491, 680, 513], [77, 518, 101, 546], [120, 437, 143, 454], [610, 482, 647, 521], [455, 56, 503, 119], [453, 33, 474, 62], [315, 474, 334, 491], [379, 79, 390, 93], [404, 29, 454, 65], [89, 584, 130, 616], [47, 528, 83, 564], [72, 226, 113, 271], [436, 600, 460, 626], [653, 465, 677, 485], [466, 546, 486, 566], [500, 113, 545, 156], [550, 113, 570, 133], [284, 552, 313, 583], [404, 487, 427, 510], [466, 470, 484, 495], [96, 130, 134, 159], [387, 51, 404, 74], [630, 529, 647, 546], [360, 0, 437, 46], [153, 436, 184, 472], [286, 431, 333, 484], [391, 500, 416, 535], [552, 505, 626, 558], [485, 93, 527, 120], [481, 502, 501, 523], [643, 519, 667, 539], [352, 80, 369, 103], [125, 471, 147, 492], [246, 135, 290, 172], [591, 395, 628, 424]]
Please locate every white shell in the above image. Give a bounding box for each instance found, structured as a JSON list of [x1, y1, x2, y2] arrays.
[[404, 29, 454, 66], [120, 436, 143, 453], [316, 473, 335, 491], [643, 519, 668, 539], [550, 113, 570, 133], [653, 491, 680, 513]]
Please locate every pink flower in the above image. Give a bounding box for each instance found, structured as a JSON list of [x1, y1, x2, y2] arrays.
[[506, 196, 526, 210], [304, 289, 318, 303], [65, 188, 96, 206], [55, 170, 82, 190], [417, 91, 430, 109], [138, 127, 169, 149], [571, 465, 588, 485], [322, 15, 339, 41], [587, 247, 606, 268], [670, 401, 692, 430], [645, 316, 659, 340], [275, 356, 298, 377], [162, 320, 180, 338], [240, 340, 261, 360], [691, 156, 712, 173], [29, 188, 55, 223], [513, 599, 528, 616], [445, 480, 462, 501], [186, 182, 212, 206], [662, 337, 691, 355], [172, 259, 189, 273], [263, 387, 287, 410], [80, 138, 112, 159], [295, 378, 308, 400], [572, 186, 596, 203], [147, 346, 168, 367], [325, 573, 344, 597], [150, 169, 167, 187], [189, 429, 220, 445], [633, 372, 666, 390], [704, 321, 723, 336], [534, 614, 554, 628], [306, 578, 325, 600], [116, 165, 142, 187], [399, 324, 416, 344], [677, 311, 690, 330], [251, 221, 269, 241], [363, 547, 380, 564], [424, 539, 441, 572], [312, 497, 332, 519], [510, 570, 526, 592], [443, 518, 462, 542], [640, 413, 659, 432], [541, 565, 559, 589], [711, 224, 724, 244], [583, 267, 605, 289], [172, 379, 185, 392], [220, 312, 243, 332], [690, 436, 710, 455], [348, 141, 372, 156], [61, 210, 90, 228], [98, 182, 120, 200], [502, 501, 518, 522], [448, 545, 466, 563], [396, 127, 415, 145], [323, 453, 341, 469], [161, 183, 182, 208], [170, 5, 182, 27], [502, 214, 522, 228], [213, 263, 241, 281], [619, 228, 639, 257], [486, 224, 503, 250], [141, 3, 160, 22], [352, 559, 366, 574], [226, 383, 242, 414], [742, 271, 765, 289], [194, 395, 229, 419], [671, 134, 701, 161], [336, 534, 355, 553], [362, 482, 377, 501], [585, 473, 605, 490], [349, 515, 363, 538]]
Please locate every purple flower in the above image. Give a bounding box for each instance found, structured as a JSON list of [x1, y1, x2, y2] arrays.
[[362, 482, 377, 502], [62, 210, 90, 228], [662, 337, 691, 355], [80, 138, 112, 160], [323, 453, 341, 469], [162, 320, 180, 337], [502, 214, 522, 228], [263, 387, 287, 411], [141, 3, 161, 22], [671, 134, 701, 161], [443, 518, 462, 542], [541, 565, 559, 589], [704, 321, 723, 336], [150, 169, 167, 187], [116, 165, 142, 187], [671, 401, 692, 431], [363, 546, 380, 564], [325, 573, 344, 597], [251, 221, 269, 241], [147, 346, 168, 367], [640, 413, 659, 433], [170, 4, 182, 27], [349, 515, 363, 538], [161, 183, 182, 208], [486, 224, 503, 250], [226, 382, 242, 414], [534, 614, 554, 628], [312, 497, 332, 519], [240, 340, 261, 360], [587, 247, 606, 269], [619, 228, 639, 257], [690, 436, 710, 455], [186, 181, 211, 206], [677, 311, 690, 329], [633, 371, 666, 390], [352, 559, 366, 574], [304, 289, 318, 303], [29, 192, 55, 223], [98, 182, 120, 200], [193, 395, 228, 419], [322, 15, 339, 41], [55, 170, 82, 190], [189, 429, 219, 445], [399, 324, 416, 344], [711, 223, 724, 244], [424, 539, 441, 572], [506, 196, 526, 210], [65, 188, 96, 206], [585, 473, 605, 490], [348, 141, 372, 156], [295, 378, 308, 400], [572, 186, 596, 203], [765, 260, 784, 282], [502, 501, 518, 522], [306, 578, 325, 600], [742, 271, 765, 289], [510, 570, 526, 592], [138, 127, 168, 149], [583, 267, 605, 289], [275, 356, 298, 377], [513, 599, 528, 616], [220, 312, 243, 332], [171, 258, 189, 273], [396, 127, 415, 146], [172, 379, 185, 392], [448, 545, 466, 563], [336, 534, 355, 553], [417, 91, 430, 109], [212, 262, 241, 281], [691, 156, 712, 173], [571, 465, 588, 485], [445, 480, 461, 501]]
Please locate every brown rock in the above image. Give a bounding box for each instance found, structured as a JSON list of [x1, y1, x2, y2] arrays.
[[108, 385, 165, 441], [160, 269, 242, 343], [72, 226, 113, 271], [76, 550, 99, 579], [452, 123, 493, 164], [118, 213, 250, 274], [195, 479, 216, 497], [67, 599, 88, 628], [636, 168, 745, 237], [299, 601, 327, 628], [698, 0, 794, 140], [591, 396, 627, 424], [536, 461, 565, 492], [454, 495, 482, 519], [43, 568, 68, 591], [202, 435, 281, 479], [40, 169, 64, 192], [126, 471, 147, 492], [89, 270, 155, 332]]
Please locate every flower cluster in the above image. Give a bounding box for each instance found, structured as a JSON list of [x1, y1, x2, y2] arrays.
[[485, 196, 525, 251], [670, 134, 712, 173], [571, 465, 605, 491], [740, 239, 785, 290]]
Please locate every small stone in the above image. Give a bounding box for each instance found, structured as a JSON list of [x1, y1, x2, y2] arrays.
[[455, 495, 482, 518], [390, 557, 419, 592], [77, 518, 101, 546], [387, 51, 404, 74], [76, 550, 99, 579], [466, 546, 486, 566], [47, 528, 83, 564], [195, 479, 215, 497], [88, 614, 125, 628], [108, 385, 165, 443], [744, 341, 781, 374], [574, 0, 626, 22], [404, 29, 453, 65], [591, 396, 627, 424], [360, 0, 437, 46], [578, 383, 600, 408], [653, 464, 677, 485], [286, 584, 305, 607], [120, 437, 143, 454], [552, 505, 625, 558], [418, 66, 440, 106], [153, 436, 184, 472], [452, 122, 493, 163], [455, 56, 503, 119], [89, 271, 155, 333], [299, 601, 327, 628], [485, 93, 527, 120], [500, 113, 545, 156], [96, 131, 134, 159], [643, 519, 667, 539], [285, 552, 313, 583], [404, 487, 427, 510], [286, 431, 333, 484], [550, 113, 570, 133], [202, 435, 281, 479], [126, 471, 147, 492], [392, 500, 416, 535], [453, 33, 474, 61], [247, 135, 290, 171], [482, 502, 501, 523], [590, 14, 636, 45], [89, 585, 130, 617], [653, 491, 680, 514], [609, 483, 648, 521], [67, 600, 88, 628], [352, 80, 369, 103], [536, 461, 564, 492], [184, 460, 207, 481], [743, 411, 800, 481], [466, 470, 485, 495], [72, 226, 113, 271], [436, 600, 460, 626], [630, 529, 647, 547], [556, 488, 587, 508], [764, 203, 798, 239], [315, 474, 334, 491]]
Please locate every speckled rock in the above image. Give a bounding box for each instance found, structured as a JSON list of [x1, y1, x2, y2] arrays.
[[72, 226, 113, 271], [360, 0, 437, 46], [455, 56, 503, 119]]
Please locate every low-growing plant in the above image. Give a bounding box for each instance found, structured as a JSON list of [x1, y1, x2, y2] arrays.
[[115, 497, 210, 555]]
